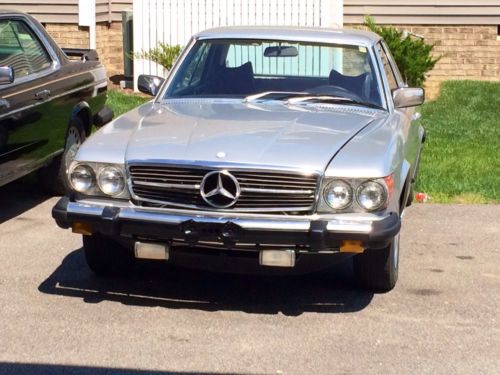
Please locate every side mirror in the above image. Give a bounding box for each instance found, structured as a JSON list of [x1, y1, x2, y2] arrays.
[[137, 74, 165, 96], [392, 87, 425, 108], [0, 66, 14, 85]]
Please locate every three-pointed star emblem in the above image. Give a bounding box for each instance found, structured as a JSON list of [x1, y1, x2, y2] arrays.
[[200, 171, 240, 208]]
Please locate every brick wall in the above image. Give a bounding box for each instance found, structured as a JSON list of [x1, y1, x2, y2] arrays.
[[401, 25, 500, 99], [96, 22, 124, 77], [44, 22, 124, 77], [348, 23, 500, 99], [46, 23, 500, 99], [44, 24, 89, 50]]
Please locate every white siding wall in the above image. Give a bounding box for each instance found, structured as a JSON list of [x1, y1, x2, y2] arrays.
[[0, 0, 132, 24], [133, 0, 343, 89], [344, 0, 500, 25]]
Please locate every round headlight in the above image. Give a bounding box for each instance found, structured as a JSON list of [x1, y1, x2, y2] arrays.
[[357, 180, 387, 211], [324, 180, 353, 210], [97, 166, 125, 196], [70, 164, 95, 193]]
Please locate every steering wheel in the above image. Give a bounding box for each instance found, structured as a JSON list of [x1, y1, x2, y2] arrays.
[[308, 85, 364, 102]]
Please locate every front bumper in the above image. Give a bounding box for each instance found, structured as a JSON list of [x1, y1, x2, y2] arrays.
[[52, 197, 400, 252]]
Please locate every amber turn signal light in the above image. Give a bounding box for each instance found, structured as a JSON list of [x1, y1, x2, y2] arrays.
[[340, 240, 365, 253], [71, 222, 93, 236]]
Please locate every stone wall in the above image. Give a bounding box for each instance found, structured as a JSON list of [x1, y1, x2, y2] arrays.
[[44, 22, 124, 77]]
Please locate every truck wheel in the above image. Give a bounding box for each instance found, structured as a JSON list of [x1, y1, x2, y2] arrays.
[[39, 117, 86, 195], [352, 234, 400, 292], [83, 233, 133, 276]]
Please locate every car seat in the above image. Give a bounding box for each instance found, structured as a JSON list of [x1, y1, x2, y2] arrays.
[[215, 61, 255, 95], [329, 69, 373, 100]]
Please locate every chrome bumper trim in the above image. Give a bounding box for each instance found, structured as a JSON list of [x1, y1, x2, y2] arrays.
[[65, 201, 376, 234]]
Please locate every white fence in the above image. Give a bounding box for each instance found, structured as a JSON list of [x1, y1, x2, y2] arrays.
[[133, 0, 343, 90]]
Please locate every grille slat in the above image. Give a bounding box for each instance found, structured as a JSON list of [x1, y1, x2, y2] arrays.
[[132, 173, 202, 180], [129, 164, 319, 213], [240, 182, 315, 187]]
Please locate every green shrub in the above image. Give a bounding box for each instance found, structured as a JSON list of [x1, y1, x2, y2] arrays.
[[364, 16, 440, 87], [133, 43, 182, 71]]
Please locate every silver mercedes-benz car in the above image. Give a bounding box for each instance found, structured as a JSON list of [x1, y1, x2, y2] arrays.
[[53, 26, 425, 291]]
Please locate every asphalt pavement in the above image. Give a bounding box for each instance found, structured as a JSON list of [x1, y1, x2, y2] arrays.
[[0, 180, 498, 375]]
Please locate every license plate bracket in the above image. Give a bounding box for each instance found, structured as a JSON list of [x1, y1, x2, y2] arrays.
[[179, 220, 243, 246]]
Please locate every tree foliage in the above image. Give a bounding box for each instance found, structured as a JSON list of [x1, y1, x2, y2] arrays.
[[364, 16, 440, 87]]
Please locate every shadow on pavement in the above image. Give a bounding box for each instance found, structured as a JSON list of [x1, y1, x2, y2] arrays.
[[0, 362, 246, 375], [0, 175, 51, 224], [39, 248, 373, 316]]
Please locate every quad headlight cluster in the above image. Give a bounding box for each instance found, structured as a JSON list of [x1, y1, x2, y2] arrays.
[[323, 176, 393, 212], [68, 162, 128, 198]]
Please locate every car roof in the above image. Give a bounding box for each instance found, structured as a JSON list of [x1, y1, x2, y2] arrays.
[[0, 10, 25, 15], [195, 26, 381, 47]]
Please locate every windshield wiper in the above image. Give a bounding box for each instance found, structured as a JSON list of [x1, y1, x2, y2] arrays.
[[286, 95, 385, 110], [243, 91, 311, 102], [244, 92, 384, 110]]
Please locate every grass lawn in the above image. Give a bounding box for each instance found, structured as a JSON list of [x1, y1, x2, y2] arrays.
[[107, 89, 149, 117], [415, 81, 500, 203], [106, 81, 500, 204]]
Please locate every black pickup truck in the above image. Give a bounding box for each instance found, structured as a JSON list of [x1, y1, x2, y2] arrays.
[[0, 10, 112, 193]]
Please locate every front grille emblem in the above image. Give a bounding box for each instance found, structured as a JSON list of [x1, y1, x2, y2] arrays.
[[200, 170, 240, 208]]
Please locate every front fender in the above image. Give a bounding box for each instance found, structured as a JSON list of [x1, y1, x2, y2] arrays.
[[324, 114, 406, 212], [74, 101, 154, 164]]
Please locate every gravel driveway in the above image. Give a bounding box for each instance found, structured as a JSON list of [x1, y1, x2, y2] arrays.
[[0, 182, 498, 374]]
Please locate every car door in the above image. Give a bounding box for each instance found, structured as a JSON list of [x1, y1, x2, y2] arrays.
[[0, 16, 57, 185], [376, 41, 422, 183]]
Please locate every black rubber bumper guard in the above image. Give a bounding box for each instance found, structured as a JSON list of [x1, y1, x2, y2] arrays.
[[52, 197, 401, 251]]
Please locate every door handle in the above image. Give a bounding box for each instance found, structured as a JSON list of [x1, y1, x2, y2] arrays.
[[0, 99, 10, 110], [35, 89, 51, 101]]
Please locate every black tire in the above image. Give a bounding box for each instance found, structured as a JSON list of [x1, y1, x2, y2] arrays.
[[353, 234, 400, 292], [83, 233, 133, 276], [39, 116, 86, 195], [406, 184, 414, 207]]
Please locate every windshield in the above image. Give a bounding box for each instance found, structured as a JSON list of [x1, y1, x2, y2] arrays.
[[165, 38, 383, 108]]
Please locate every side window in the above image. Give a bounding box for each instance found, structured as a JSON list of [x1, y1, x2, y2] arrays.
[[381, 41, 404, 85], [0, 19, 52, 79], [171, 42, 209, 93], [376, 43, 398, 91]]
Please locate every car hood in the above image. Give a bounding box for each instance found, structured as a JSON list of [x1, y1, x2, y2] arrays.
[[80, 100, 385, 173]]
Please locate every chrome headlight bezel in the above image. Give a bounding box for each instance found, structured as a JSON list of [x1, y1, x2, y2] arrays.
[[69, 164, 95, 193], [68, 161, 129, 199], [319, 175, 393, 213], [323, 179, 354, 210], [356, 180, 388, 212], [97, 166, 126, 196]]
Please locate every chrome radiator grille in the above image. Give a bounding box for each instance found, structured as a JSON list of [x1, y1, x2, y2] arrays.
[[128, 164, 318, 213]]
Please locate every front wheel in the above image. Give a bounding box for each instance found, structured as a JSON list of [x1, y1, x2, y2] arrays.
[[352, 234, 400, 292], [83, 234, 134, 276], [39, 117, 86, 195]]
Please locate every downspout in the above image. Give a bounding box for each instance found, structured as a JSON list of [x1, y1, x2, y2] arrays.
[[78, 0, 97, 50]]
